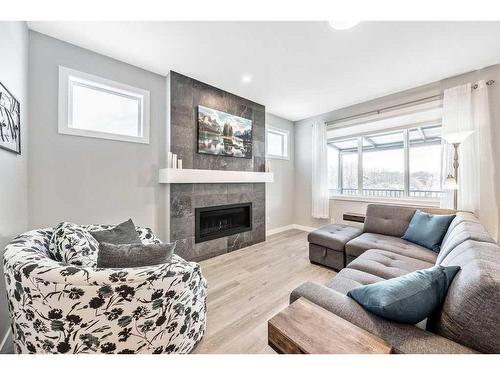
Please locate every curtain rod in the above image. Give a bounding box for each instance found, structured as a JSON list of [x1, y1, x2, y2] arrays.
[[472, 79, 495, 89], [327, 79, 495, 126]]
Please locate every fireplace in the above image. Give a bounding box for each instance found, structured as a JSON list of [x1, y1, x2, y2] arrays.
[[195, 202, 252, 243]]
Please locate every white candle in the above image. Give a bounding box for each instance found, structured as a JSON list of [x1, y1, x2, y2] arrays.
[[172, 154, 177, 169], [177, 159, 183, 169], [167, 152, 172, 168]]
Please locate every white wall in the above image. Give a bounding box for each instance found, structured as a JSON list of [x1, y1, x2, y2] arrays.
[[294, 64, 500, 241], [28, 32, 167, 238], [265, 113, 295, 231], [0, 21, 29, 353]]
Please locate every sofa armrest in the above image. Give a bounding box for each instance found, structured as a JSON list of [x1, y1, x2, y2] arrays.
[[291, 282, 477, 354]]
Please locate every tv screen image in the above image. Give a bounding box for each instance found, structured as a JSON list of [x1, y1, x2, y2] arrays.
[[197, 105, 252, 158]]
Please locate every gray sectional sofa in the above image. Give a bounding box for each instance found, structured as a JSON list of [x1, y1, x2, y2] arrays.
[[293, 204, 500, 353]]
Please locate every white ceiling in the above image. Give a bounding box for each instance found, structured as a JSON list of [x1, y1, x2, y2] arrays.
[[27, 21, 500, 121]]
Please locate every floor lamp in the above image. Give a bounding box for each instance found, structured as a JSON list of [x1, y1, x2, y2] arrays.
[[442, 130, 474, 210]]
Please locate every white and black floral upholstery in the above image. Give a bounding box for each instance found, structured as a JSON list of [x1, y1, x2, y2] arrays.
[[3, 226, 207, 354], [49, 222, 100, 267]]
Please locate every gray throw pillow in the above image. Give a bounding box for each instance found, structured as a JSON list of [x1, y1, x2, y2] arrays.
[[347, 265, 460, 324], [90, 219, 142, 245], [97, 242, 176, 268]]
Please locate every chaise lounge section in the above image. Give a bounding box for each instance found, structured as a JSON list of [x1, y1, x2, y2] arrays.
[[294, 204, 500, 353]]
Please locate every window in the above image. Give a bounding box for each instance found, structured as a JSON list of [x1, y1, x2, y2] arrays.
[[266, 127, 289, 159], [58, 66, 150, 144], [328, 124, 443, 200], [341, 152, 359, 192], [362, 130, 405, 198], [409, 125, 442, 198]]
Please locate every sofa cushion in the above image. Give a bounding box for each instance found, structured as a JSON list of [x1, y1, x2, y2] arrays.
[[85, 224, 162, 245], [97, 241, 176, 268], [326, 268, 386, 294], [347, 265, 460, 324], [346, 249, 435, 279], [363, 204, 454, 238], [442, 212, 479, 244], [345, 233, 438, 264], [49, 222, 100, 267], [90, 219, 142, 245], [437, 218, 495, 265], [401, 210, 455, 252], [427, 239, 500, 353], [307, 224, 362, 252]]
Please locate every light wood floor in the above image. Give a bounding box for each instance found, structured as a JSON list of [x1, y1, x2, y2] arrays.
[[192, 229, 336, 354]]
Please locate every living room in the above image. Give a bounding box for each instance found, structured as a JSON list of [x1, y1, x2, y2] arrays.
[[1, 1, 500, 373]]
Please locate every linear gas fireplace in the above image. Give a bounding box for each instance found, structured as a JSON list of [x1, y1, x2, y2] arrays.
[[195, 202, 252, 243]]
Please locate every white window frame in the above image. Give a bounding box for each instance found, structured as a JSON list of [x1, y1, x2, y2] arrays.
[[58, 66, 150, 144], [329, 124, 443, 204], [266, 127, 290, 160]]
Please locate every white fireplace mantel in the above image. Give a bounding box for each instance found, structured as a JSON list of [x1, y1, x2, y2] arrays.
[[158, 168, 274, 184]]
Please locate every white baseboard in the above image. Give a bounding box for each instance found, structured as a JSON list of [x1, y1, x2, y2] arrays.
[[266, 224, 318, 237], [266, 224, 296, 236], [0, 328, 11, 353], [292, 224, 318, 233]]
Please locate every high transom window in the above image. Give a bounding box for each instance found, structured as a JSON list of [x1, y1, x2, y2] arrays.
[[58, 66, 150, 144], [266, 127, 289, 160]]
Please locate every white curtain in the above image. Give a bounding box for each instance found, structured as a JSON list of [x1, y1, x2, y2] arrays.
[[311, 121, 329, 219], [473, 81, 498, 241], [441, 81, 498, 240], [441, 83, 473, 209]]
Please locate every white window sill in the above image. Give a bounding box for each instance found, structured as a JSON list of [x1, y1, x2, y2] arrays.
[[59, 127, 150, 144], [330, 195, 440, 207]]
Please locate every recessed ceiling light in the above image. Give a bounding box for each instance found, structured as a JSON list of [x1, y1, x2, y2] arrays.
[[241, 73, 252, 84], [328, 21, 361, 30]]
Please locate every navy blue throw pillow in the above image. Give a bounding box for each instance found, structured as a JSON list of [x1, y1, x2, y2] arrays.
[[402, 210, 456, 252], [348, 265, 460, 324]]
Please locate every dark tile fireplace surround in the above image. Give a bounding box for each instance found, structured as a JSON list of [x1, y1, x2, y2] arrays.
[[169, 72, 266, 262]]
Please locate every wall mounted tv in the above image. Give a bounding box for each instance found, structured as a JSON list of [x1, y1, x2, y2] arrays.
[[197, 105, 252, 159]]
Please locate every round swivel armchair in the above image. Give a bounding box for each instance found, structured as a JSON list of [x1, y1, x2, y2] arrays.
[[3, 226, 207, 354]]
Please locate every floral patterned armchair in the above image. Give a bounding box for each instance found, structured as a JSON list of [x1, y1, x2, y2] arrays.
[[3, 226, 207, 354]]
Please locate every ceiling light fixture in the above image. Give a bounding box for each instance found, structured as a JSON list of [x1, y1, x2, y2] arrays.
[[241, 73, 252, 84], [328, 21, 360, 30]]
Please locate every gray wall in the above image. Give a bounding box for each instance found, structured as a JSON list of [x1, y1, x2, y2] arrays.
[[28, 32, 167, 238], [265, 113, 295, 231], [0, 21, 29, 353], [293, 64, 500, 241], [168, 72, 266, 261]]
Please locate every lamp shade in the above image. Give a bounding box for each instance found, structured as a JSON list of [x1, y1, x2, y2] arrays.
[[443, 174, 459, 190], [441, 130, 474, 144]]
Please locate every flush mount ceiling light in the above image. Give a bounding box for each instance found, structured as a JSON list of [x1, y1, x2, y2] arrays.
[[328, 21, 361, 30], [241, 73, 252, 84]]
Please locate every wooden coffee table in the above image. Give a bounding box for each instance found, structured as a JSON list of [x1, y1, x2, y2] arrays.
[[268, 298, 392, 354]]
